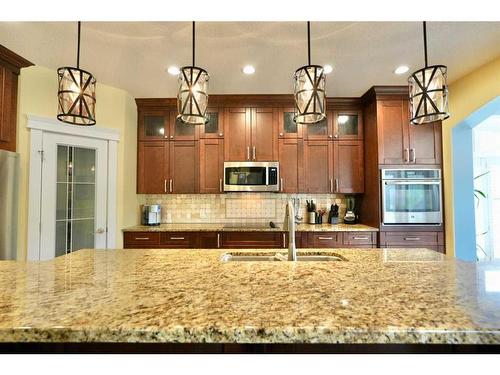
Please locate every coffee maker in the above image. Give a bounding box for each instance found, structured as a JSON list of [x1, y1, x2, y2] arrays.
[[343, 196, 359, 225]]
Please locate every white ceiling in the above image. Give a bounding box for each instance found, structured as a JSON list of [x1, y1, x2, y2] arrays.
[[1, 22, 499, 98]]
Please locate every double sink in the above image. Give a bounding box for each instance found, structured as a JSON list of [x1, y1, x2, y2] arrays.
[[221, 252, 345, 262]]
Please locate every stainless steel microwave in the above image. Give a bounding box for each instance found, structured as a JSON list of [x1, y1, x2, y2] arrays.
[[223, 161, 279, 192], [381, 169, 443, 225]]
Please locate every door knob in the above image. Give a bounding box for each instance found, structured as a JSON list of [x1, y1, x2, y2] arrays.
[[96, 228, 106, 234]]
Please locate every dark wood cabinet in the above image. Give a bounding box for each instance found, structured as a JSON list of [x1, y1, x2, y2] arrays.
[[198, 232, 220, 248], [251, 107, 278, 161], [200, 108, 224, 139], [304, 112, 334, 140], [199, 138, 224, 194], [138, 110, 169, 141], [169, 141, 199, 193], [221, 231, 285, 249], [377, 100, 410, 165], [408, 120, 442, 165], [334, 140, 364, 193], [123, 232, 161, 248], [379, 231, 444, 253], [303, 140, 333, 193], [307, 232, 343, 248], [224, 107, 250, 161], [279, 107, 302, 139], [160, 232, 199, 248], [278, 138, 303, 193], [343, 232, 377, 247], [137, 141, 169, 194], [169, 112, 198, 141], [333, 110, 363, 140], [0, 45, 32, 152]]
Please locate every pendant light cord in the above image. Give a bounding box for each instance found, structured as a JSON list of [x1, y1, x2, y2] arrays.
[[307, 21, 311, 65], [423, 21, 428, 68], [192, 21, 195, 66], [77, 21, 81, 69]]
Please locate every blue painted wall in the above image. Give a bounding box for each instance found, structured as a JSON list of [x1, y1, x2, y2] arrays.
[[452, 96, 500, 261]]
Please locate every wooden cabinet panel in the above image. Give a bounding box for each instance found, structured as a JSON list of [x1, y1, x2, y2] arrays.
[[137, 141, 168, 194], [279, 107, 302, 139], [343, 232, 377, 246], [199, 138, 224, 194], [200, 108, 224, 139], [124, 232, 160, 248], [138, 110, 169, 141], [221, 231, 285, 248], [307, 232, 343, 248], [198, 232, 220, 248], [409, 121, 442, 165], [224, 107, 250, 161], [334, 140, 364, 193], [304, 111, 333, 140], [169, 141, 199, 193], [379, 231, 444, 248], [303, 140, 333, 193], [251, 107, 278, 161], [378, 100, 409, 165], [159, 232, 198, 248], [278, 138, 303, 193], [333, 110, 363, 140], [169, 112, 198, 141]]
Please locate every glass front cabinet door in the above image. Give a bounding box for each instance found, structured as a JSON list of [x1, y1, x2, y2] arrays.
[[279, 108, 302, 139], [200, 107, 224, 139], [333, 110, 363, 140], [138, 110, 169, 141]]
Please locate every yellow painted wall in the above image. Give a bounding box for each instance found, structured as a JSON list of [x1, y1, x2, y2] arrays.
[[16, 65, 142, 260], [442, 56, 500, 257]]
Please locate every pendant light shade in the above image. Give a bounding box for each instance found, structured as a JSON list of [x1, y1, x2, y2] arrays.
[[57, 22, 96, 126], [408, 22, 449, 125], [293, 22, 326, 124], [177, 22, 210, 125]]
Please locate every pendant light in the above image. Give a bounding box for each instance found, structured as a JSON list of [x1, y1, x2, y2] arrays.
[[293, 21, 326, 125], [177, 21, 210, 125], [408, 21, 449, 125], [57, 21, 96, 126]]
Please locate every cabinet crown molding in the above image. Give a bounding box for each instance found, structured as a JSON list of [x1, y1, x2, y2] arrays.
[[0, 44, 33, 74]]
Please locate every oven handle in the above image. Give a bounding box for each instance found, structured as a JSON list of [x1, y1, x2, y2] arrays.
[[384, 181, 441, 185]]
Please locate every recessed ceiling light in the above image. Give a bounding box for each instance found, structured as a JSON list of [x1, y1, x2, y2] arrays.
[[167, 66, 180, 75], [323, 64, 333, 74], [394, 65, 410, 75], [242, 65, 255, 75]]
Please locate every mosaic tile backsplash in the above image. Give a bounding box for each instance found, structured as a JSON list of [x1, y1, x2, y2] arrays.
[[144, 194, 347, 224]]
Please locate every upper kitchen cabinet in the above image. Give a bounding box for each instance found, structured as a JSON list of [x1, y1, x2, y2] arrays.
[[0, 45, 33, 152], [200, 107, 224, 139], [303, 140, 333, 193], [169, 141, 199, 193], [169, 112, 198, 141], [279, 107, 303, 139], [199, 138, 224, 193], [137, 141, 169, 193], [278, 138, 303, 193], [138, 110, 169, 141], [224, 106, 278, 161], [334, 140, 364, 193], [371, 94, 442, 166], [333, 110, 363, 140], [303, 111, 334, 140]]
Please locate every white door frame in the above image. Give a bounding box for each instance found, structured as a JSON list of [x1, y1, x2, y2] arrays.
[[27, 115, 120, 261]]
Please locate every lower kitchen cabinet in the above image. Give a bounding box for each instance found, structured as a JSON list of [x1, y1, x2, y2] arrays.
[[160, 232, 199, 248], [379, 231, 444, 253], [198, 232, 220, 248], [343, 232, 377, 247], [306, 232, 343, 248], [220, 231, 285, 249], [124, 232, 161, 248]]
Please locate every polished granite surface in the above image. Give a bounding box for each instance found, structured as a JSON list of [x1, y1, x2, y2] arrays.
[[122, 223, 378, 232], [1, 248, 500, 345]]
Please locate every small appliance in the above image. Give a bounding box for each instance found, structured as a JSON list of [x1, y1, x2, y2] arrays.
[[141, 205, 162, 226], [223, 161, 279, 192], [343, 196, 359, 225]]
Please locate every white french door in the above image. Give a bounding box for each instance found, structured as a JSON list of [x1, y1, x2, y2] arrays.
[[39, 133, 108, 260]]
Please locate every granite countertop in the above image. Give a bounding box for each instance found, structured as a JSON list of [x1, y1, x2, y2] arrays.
[[122, 223, 378, 232], [1, 248, 500, 345]]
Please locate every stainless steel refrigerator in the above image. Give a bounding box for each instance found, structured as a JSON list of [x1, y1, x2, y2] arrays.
[[0, 149, 19, 260]]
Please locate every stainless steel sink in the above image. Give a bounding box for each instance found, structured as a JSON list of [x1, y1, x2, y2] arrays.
[[220, 252, 345, 262]]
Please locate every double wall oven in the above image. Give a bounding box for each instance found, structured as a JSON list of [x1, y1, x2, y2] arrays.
[[381, 169, 443, 225]]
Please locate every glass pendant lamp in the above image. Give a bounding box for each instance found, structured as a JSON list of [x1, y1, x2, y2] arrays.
[[408, 21, 450, 125], [293, 21, 326, 124], [57, 22, 96, 126], [177, 21, 210, 125]]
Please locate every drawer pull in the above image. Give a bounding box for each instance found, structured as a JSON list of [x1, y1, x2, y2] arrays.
[[217, 233, 220, 248], [318, 236, 333, 240], [353, 236, 369, 240], [134, 237, 150, 240], [404, 237, 421, 241], [283, 233, 286, 248], [170, 237, 185, 240]]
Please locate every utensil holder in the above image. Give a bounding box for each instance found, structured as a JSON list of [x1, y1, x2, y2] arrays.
[[308, 212, 316, 224]]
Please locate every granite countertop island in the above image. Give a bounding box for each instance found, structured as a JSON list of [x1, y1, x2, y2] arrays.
[[1, 248, 500, 352], [122, 223, 378, 232]]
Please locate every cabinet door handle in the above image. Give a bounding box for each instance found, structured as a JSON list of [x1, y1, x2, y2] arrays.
[[169, 179, 173, 193], [164, 179, 167, 193], [330, 179, 333, 193], [217, 233, 220, 248], [411, 148, 416, 163], [170, 237, 185, 240], [247, 146, 250, 160], [280, 178, 284, 192], [404, 237, 421, 241], [318, 236, 333, 240], [335, 178, 339, 193], [218, 133, 223, 137], [134, 237, 150, 240], [353, 236, 369, 240], [219, 178, 223, 192], [404, 148, 409, 163], [252, 146, 256, 160]]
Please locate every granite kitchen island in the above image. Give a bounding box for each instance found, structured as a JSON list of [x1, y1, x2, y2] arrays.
[[1, 248, 499, 353]]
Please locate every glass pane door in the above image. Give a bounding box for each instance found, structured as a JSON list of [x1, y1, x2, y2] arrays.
[[55, 145, 96, 256]]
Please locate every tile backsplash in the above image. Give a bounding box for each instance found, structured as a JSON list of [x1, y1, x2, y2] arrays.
[[144, 193, 347, 224]]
